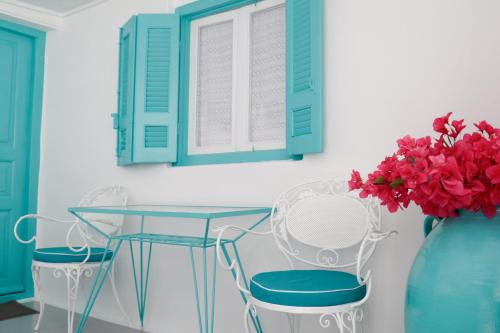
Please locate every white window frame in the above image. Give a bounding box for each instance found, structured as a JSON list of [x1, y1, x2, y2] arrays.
[[188, 0, 286, 156]]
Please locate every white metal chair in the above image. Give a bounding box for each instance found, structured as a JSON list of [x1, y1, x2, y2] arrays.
[[215, 180, 397, 333], [14, 186, 131, 333]]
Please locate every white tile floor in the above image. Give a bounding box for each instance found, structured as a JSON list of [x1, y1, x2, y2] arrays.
[[0, 302, 145, 333]]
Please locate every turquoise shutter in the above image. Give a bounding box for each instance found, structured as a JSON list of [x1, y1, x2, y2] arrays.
[[115, 17, 136, 165], [133, 14, 180, 163], [286, 0, 324, 155]]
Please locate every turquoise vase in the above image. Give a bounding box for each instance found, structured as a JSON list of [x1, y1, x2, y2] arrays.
[[405, 208, 500, 333]]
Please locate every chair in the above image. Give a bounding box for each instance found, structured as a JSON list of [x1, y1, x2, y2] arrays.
[[215, 180, 397, 333], [14, 186, 131, 333]]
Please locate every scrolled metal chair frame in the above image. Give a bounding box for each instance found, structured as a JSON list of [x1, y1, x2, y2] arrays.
[[13, 186, 131, 333], [215, 180, 396, 333]]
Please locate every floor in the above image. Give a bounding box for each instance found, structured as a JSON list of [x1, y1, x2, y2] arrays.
[[0, 302, 145, 333]]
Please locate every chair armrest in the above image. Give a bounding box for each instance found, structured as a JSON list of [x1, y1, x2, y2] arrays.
[[14, 214, 75, 244], [213, 225, 272, 296], [15, 214, 95, 265], [355, 230, 398, 285], [65, 222, 92, 252]]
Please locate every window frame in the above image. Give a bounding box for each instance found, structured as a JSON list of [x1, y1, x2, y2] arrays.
[[175, 0, 299, 166], [188, 0, 286, 156]]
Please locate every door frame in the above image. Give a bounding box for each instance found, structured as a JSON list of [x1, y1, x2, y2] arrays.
[[0, 18, 45, 303]]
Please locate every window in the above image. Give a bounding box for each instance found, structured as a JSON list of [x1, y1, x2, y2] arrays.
[[188, 0, 286, 156], [113, 0, 324, 166]]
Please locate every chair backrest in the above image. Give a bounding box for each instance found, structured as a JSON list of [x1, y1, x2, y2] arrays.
[[77, 186, 128, 243], [270, 180, 381, 270]]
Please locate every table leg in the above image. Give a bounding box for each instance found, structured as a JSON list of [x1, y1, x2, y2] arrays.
[[189, 246, 217, 333], [75, 239, 123, 333], [129, 239, 154, 328], [221, 242, 263, 333]]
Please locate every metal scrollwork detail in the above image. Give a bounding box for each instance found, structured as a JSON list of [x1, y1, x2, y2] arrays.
[[319, 313, 341, 329], [82, 267, 94, 278], [53, 267, 82, 300], [268, 180, 384, 271], [316, 248, 340, 267], [319, 309, 363, 333], [250, 303, 258, 318]]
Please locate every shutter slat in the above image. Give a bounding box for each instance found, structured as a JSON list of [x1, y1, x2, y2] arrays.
[[132, 14, 180, 163], [286, 0, 324, 155], [144, 25, 171, 114], [145, 125, 169, 148]]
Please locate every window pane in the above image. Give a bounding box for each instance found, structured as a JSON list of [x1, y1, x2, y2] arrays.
[[196, 20, 234, 148], [249, 5, 286, 144]]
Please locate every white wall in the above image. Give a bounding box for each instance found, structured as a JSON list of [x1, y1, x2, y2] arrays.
[[37, 0, 500, 332]]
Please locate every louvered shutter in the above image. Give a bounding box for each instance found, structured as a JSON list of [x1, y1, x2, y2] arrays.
[[286, 0, 324, 156], [133, 14, 180, 163], [115, 17, 136, 165]]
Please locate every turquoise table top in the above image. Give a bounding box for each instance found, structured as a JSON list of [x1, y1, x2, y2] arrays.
[[68, 204, 272, 219]]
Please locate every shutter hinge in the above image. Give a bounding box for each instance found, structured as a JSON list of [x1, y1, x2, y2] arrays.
[[111, 113, 119, 129]]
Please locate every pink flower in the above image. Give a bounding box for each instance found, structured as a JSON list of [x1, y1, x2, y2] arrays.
[[475, 120, 496, 136], [451, 119, 466, 138], [491, 185, 500, 205], [433, 112, 452, 135], [350, 113, 499, 218], [441, 177, 466, 196], [486, 165, 500, 184], [348, 170, 363, 190]]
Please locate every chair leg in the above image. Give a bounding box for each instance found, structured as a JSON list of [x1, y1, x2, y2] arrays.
[[287, 314, 300, 333], [349, 309, 363, 333], [351, 311, 357, 333], [60, 266, 82, 333], [243, 301, 254, 333], [108, 264, 132, 327], [338, 318, 345, 333], [343, 309, 363, 333], [32, 265, 44, 331]]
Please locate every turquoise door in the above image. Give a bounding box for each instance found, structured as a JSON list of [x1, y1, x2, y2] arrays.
[[0, 22, 44, 300]]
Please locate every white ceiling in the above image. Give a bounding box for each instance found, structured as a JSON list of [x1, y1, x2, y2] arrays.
[[6, 0, 108, 15]]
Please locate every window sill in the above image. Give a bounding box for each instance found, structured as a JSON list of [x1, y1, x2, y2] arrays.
[[173, 149, 302, 167]]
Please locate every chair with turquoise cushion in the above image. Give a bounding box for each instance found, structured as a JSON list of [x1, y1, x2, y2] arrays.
[[14, 186, 131, 333], [215, 180, 397, 333], [33, 247, 114, 263]]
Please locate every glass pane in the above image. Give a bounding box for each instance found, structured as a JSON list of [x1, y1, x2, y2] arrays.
[[196, 20, 234, 147], [249, 5, 286, 144]]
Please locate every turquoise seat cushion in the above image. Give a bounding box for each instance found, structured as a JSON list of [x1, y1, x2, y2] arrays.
[[33, 247, 113, 263], [250, 270, 366, 307]]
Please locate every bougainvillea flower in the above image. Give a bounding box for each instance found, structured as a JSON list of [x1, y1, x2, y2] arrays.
[[433, 112, 452, 135], [349, 113, 499, 218], [486, 165, 500, 184], [348, 170, 363, 190], [451, 119, 466, 138], [475, 120, 496, 136]]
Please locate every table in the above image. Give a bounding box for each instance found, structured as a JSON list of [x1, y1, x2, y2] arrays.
[[69, 205, 271, 333]]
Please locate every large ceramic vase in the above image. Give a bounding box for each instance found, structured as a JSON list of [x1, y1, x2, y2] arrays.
[[405, 208, 500, 333]]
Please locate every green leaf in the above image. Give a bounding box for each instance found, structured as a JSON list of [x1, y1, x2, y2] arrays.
[[374, 176, 386, 185], [390, 178, 404, 188]]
